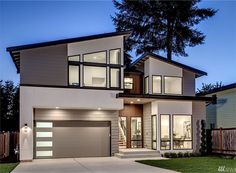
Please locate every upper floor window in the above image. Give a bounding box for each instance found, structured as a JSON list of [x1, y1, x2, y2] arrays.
[[164, 76, 182, 94], [83, 51, 106, 64], [144, 76, 149, 94], [110, 49, 121, 64], [152, 76, 161, 94], [69, 65, 79, 86], [124, 78, 133, 89], [68, 55, 80, 62], [83, 66, 106, 87], [110, 68, 120, 88]]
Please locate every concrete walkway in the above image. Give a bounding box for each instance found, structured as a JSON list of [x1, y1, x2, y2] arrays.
[[12, 157, 178, 173]]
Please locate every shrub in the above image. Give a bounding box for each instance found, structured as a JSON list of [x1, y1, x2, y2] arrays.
[[164, 152, 170, 158], [170, 152, 177, 158], [177, 152, 183, 158], [183, 152, 190, 157]]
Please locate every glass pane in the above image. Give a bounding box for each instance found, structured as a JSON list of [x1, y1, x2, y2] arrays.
[[36, 151, 53, 157], [152, 142, 157, 150], [84, 66, 106, 87], [68, 55, 80, 62], [152, 116, 157, 141], [36, 141, 53, 147], [69, 65, 79, 86], [131, 117, 142, 148], [144, 77, 149, 94], [36, 132, 53, 138], [173, 115, 192, 149], [110, 68, 120, 88], [124, 78, 133, 89], [110, 49, 120, 64], [161, 115, 170, 150], [164, 77, 182, 94], [36, 122, 53, 128], [152, 76, 161, 93], [84, 51, 106, 63], [119, 117, 127, 148]]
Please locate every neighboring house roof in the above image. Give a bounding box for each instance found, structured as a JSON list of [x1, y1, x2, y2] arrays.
[[202, 83, 236, 95], [6, 31, 131, 73], [131, 52, 207, 77]]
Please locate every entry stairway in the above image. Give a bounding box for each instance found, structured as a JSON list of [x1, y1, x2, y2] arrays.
[[115, 148, 161, 159]]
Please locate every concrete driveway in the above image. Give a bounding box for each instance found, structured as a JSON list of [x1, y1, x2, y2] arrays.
[[12, 157, 178, 173]]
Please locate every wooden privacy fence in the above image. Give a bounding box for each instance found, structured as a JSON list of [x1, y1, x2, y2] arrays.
[[212, 128, 236, 155], [0, 132, 19, 159]]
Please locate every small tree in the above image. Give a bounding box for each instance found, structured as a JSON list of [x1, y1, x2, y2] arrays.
[[197, 82, 223, 95], [200, 119, 207, 155]]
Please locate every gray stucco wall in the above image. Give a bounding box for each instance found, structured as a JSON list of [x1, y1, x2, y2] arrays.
[[34, 109, 119, 155], [183, 70, 195, 96], [20, 44, 68, 86]]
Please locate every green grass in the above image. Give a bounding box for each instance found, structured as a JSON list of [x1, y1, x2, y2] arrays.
[[0, 163, 19, 173], [136, 157, 236, 173]]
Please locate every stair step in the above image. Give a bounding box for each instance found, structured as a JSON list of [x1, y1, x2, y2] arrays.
[[115, 152, 161, 159], [119, 150, 160, 155]]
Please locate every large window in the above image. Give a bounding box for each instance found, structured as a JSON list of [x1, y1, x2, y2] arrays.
[[83, 66, 106, 87], [173, 115, 192, 149], [160, 115, 171, 150], [124, 78, 133, 89], [152, 76, 161, 94], [83, 51, 106, 64], [110, 68, 120, 88], [110, 49, 120, 64], [144, 76, 149, 94], [69, 65, 79, 86], [164, 76, 182, 94]]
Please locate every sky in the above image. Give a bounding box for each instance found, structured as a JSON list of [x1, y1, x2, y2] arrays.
[[0, 1, 235, 90]]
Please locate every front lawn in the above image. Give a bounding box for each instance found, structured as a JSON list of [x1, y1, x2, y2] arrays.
[[0, 163, 19, 173], [136, 157, 236, 173]]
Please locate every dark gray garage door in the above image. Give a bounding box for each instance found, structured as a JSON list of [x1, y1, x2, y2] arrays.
[[34, 121, 111, 159]]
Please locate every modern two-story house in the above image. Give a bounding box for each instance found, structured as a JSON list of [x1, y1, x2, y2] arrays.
[[7, 31, 213, 161]]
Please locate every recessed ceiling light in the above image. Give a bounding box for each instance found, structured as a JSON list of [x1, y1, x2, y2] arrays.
[[55, 107, 59, 109], [94, 56, 97, 59], [98, 107, 101, 110], [137, 99, 141, 102], [130, 101, 134, 104]]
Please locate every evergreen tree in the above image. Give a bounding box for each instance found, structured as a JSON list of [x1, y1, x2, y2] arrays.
[[200, 119, 207, 155], [112, 0, 216, 60]]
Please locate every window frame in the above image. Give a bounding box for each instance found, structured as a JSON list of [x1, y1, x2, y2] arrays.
[[160, 114, 171, 150], [109, 67, 121, 89], [152, 75, 162, 94], [144, 76, 149, 94], [164, 76, 183, 95], [172, 114, 193, 150], [83, 50, 107, 64], [151, 115, 157, 150], [82, 65, 108, 88], [68, 55, 80, 87], [124, 77, 134, 90], [109, 48, 121, 65]]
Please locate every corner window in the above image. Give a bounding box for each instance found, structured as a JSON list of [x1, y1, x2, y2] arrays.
[[69, 65, 79, 86], [68, 55, 80, 62], [152, 76, 161, 94], [83, 66, 106, 87], [144, 76, 149, 94], [173, 115, 192, 149], [124, 78, 133, 89], [83, 51, 106, 64], [160, 115, 171, 150], [110, 68, 120, 88], [110, 49, 121, 64], [164, 76, 182, 94]]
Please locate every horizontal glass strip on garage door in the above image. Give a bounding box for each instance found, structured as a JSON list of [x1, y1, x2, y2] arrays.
[[36, 122, 53, 128], [36, 141, 53, 147], [36, 132, 53, 138], [36, 151, 53, 157]]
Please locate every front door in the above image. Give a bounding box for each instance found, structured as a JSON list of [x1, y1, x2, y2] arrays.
[[119, 116, 143, 148]]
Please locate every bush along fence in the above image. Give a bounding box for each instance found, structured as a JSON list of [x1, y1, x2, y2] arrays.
[[208, 128, 236, 155], [0, 132, 19, 160]]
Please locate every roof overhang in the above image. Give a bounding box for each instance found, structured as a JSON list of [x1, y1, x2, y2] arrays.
[[117, 93, 214, 104], [6, 31, 131, 73], [131, 53, 207, 78]]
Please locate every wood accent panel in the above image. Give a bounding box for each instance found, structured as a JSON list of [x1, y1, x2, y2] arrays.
[[124, 73, 143, 94]]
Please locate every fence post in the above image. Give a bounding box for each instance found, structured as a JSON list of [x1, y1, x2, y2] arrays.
[[219, 127, 223, 153]]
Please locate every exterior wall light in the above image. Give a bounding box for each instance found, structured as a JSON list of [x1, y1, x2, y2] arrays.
[[24, 123, 28, 133]]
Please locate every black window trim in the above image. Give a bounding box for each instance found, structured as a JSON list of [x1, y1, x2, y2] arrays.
[[160, 114, 171, 150], [172, 114, 193, 150], [109, 67, 121, 89], [124, 77, 134, 90], [83, 50, 107, 64], [164, 75, 183, 95], [144, 76, 149, 94], [152, 75, 162, 94], [109, 48, 121, 65], [151, 114, 157, 150]]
